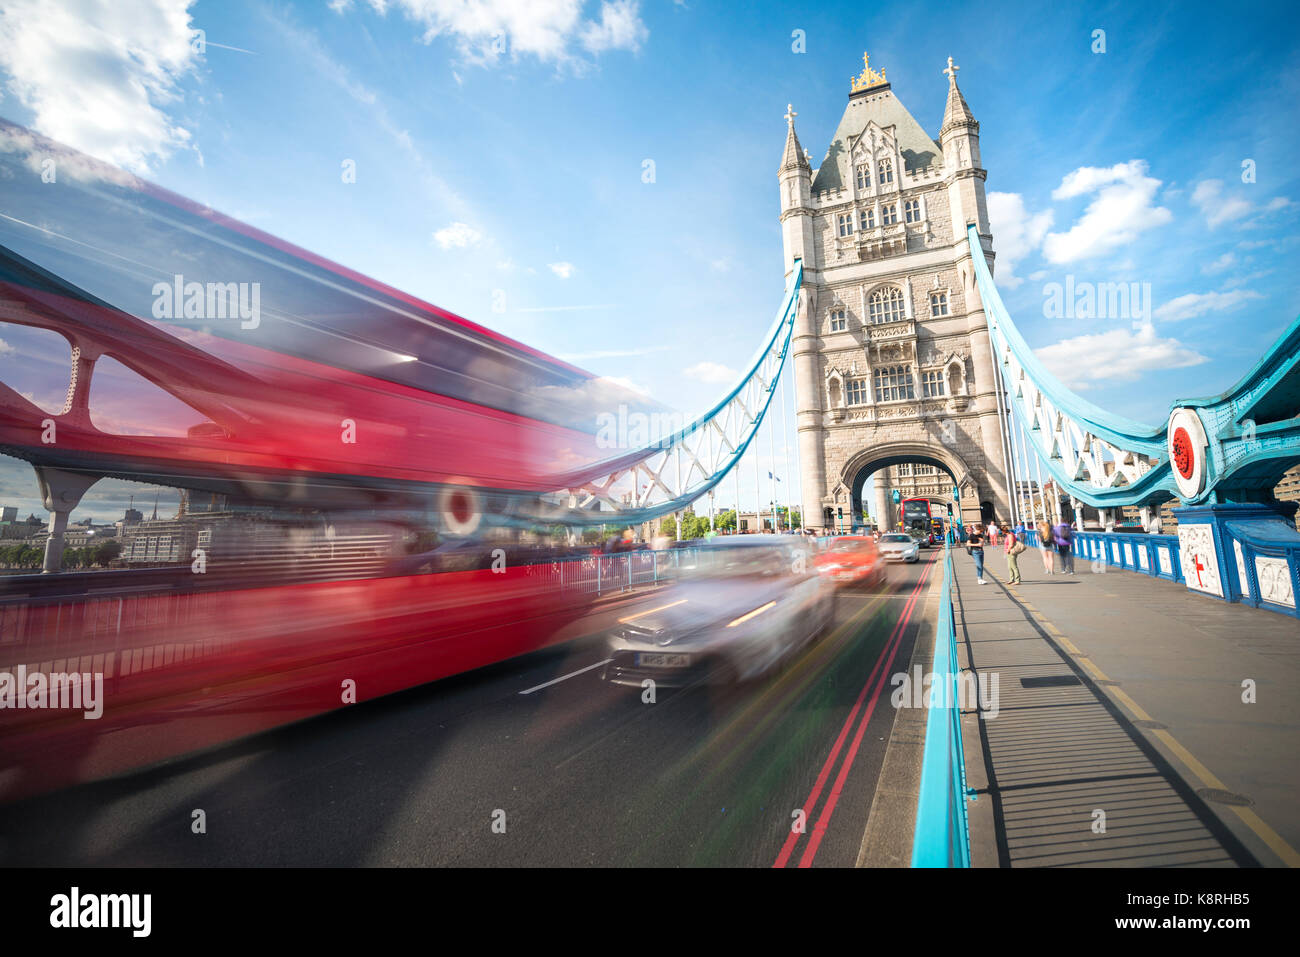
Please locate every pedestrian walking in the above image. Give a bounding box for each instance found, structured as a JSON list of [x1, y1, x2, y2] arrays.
[[1005, 524, 1025, 584], [967, 523, 986, 585], [1037, 520, 1056, 574], [1053, 520, 1075, 574]]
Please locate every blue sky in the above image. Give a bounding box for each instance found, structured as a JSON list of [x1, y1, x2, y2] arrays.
[[0, 0, 1297, 521]]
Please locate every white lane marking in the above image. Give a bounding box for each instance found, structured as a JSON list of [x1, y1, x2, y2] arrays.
[[519, 659, 613, 695]]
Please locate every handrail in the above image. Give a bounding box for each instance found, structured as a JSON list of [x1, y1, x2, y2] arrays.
[[911, 542, 972, 867]]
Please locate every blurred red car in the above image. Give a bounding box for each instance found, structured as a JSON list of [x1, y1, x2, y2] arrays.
[[814, 535, 887, 590]]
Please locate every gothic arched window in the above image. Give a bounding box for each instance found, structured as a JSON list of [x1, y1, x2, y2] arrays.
[[878, 158, 894, 186], [874, 365, 914, 402], [855, 164, 869, 190], [868, 286, 906, 324]]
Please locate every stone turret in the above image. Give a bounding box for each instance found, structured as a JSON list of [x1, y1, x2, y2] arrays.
[[778, 104, 826, 534]]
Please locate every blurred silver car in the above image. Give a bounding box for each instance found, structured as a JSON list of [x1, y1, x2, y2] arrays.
[[877, 532, 920, 563], [603, 535, 835, 688]]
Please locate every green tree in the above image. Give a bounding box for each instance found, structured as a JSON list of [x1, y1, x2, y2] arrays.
[[682, 512, 711, 539], [95, 539, 122, 565], [713, 509, 737, 533]]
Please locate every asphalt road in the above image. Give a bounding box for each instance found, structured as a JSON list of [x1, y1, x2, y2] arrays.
[[0, 550, 940, 867]]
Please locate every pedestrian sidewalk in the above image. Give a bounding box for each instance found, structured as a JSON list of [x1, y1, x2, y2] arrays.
[[951, 543, 1299, 867]]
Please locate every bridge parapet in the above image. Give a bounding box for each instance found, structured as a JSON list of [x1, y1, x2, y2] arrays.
[[1033, 509, 1300, 618]]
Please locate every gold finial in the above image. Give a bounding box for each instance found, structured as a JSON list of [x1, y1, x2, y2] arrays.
[[850, 52, 888, 93]]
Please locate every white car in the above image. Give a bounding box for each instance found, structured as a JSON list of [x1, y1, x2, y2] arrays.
[[603, 536, 835, 687], [877, 532, 920, 563]]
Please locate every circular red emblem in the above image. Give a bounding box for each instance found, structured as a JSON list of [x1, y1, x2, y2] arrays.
[[449, 491, 471, 524], [1172, 427, 1194, 479]]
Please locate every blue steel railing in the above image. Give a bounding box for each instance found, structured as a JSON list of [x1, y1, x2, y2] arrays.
[[1072, 531, 1184, 583], [911, 543, 972, 868]]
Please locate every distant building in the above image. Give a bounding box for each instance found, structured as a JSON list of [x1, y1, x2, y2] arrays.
[[2, 513, 45, 541], [1275, 464, 1300, 505]]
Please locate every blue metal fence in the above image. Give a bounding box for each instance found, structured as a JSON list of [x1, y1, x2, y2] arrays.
[[911, 543, 972, 868]]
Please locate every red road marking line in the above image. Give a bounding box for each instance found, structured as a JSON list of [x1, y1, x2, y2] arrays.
[[796, 558, 931, 866], [772, 551, 937, 868]]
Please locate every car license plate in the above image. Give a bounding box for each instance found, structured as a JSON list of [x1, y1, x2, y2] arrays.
[[636, 652, 691, 668]]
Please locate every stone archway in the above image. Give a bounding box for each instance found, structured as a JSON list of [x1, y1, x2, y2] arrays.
[[841, 441, 980, 531]]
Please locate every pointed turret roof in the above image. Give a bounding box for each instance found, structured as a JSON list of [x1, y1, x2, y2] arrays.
[[810, 85, 942, 192], [940, 56, 978, 135], [780, 104, 810, 174]]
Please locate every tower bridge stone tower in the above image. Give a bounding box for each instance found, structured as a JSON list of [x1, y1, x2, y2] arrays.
[[780, 54, 1011, 533]]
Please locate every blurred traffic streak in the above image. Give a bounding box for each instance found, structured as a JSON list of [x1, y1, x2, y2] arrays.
[[0, 117, 696, 803], [0, 552, 939, 867], [814, 535, 888, 591], [0, 535, 699, 803], [0, 118, 668, 521], [603, 536, 834, 688]]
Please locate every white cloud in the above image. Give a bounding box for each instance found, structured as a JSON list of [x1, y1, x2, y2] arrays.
[[328, 0, 354, 11], [0, 337, 13, 356], [1265, 196, 1296, 212], [580, 0, 648, 53], [1190, 179, 1252, 229], [370, 0, 646, 67], [684, 361, 736, 384], [1042, 160, 1172, 263], [433, 221, 483, 248], [1036, 325, 1207, 389], [987, 192, 1053, 288], [548, 261, 575, 278], [1153, 288, 1263, 322], [0, 0, 200, 172], [596, 374, 648, 396], [1201, 252, 1236, 275], [1222, 269, 1272, 288]]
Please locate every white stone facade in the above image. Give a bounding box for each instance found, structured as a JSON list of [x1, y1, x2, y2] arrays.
[[780, 60, 1013, 533]]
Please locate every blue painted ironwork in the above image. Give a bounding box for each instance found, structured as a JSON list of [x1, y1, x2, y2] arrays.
[[1072, 531, 1185, 584], [552, 260, 802, 524], [911, 543, 973, 868], [967, 225, 1300, 510]]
